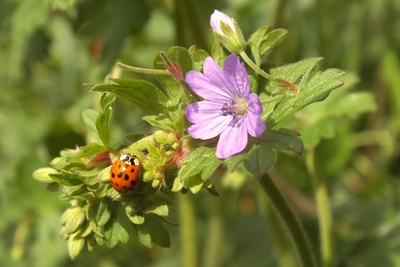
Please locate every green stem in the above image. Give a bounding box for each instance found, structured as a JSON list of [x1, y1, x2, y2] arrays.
[[306, 149, 333, 267], [257, 187, 297, 267], [178, 193, 198, 267], [258, 173, 317, 267], [117, 63, 170, 75], [239, 51, 276, 81]]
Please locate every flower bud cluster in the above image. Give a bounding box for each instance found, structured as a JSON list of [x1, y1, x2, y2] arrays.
[[125, 130, 182, 188]]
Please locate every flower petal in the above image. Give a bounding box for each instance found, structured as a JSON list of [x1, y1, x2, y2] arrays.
[[216, 123, 248, 158], [202, 57, 236, 98], [186, 68, 231, 102], [223, 54, 250, 97], [247, 93, 263, 115], [188, 116, 231, 140], [245, 112, 266, 137], [210, 10, 234, 34], [185, 101, 222, 123]]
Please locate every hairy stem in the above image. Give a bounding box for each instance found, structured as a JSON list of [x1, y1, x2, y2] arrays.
[[258, 173, 317, 267], [117, 63, 170, 75], [239, 51, 276, 81], [257, 187, 297, 267]]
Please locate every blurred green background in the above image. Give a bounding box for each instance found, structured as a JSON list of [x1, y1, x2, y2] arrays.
[[1, 0, 400, 266]]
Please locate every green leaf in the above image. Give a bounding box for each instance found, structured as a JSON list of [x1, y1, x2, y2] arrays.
[[179, 147, 221, 182], [188, 45, 209, 71], [248, 26, 288, 58], [271, 57, 323, 86], [226, 152, 247, 172], [142, 114, 176, 132], [63, 184, 88, 196], [103, 203, 133, 248], [183, 174, 205, 194], [123, 194, 147, 215], [259, 128, 304, 155], [144, 203, 169, 217], [128, 213, 145, 225], [61, 143, 105, 160], [206, 187, 220, 197], [91, 78, 168, 115], [49, 171, 83, 186], [211, 41, 229, 66], [142, 193, 174, 217], [243, 144, 276, 177], [97, 166, 111, 183], [278, 73, 375, 148], [96, 93, 115, 147], [82, 109, 102, 144], [96, 198, 112, 226], [99, 93, 116, 110], [134, 223, 152, 247], [267, 58, 345, 125], [134, 215, 170, 248]]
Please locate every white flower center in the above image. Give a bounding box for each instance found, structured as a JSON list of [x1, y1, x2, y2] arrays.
[[221, 96, 248, 118]]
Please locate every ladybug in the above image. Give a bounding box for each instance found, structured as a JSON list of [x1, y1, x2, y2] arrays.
[[110, 153, 141, 193]]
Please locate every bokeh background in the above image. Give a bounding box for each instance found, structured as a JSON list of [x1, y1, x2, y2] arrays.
[[1, 0, 400, 266]]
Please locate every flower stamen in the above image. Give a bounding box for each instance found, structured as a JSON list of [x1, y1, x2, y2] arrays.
[[221, 96, 248, 118]]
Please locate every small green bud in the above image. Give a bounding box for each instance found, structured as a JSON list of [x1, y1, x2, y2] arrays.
[[154, 130, 169, 144], [143, 171, 154, 182], [152, 179, 161, 188], [68, 232, 85, 260], [210, 10, 246, 54], [62, 207, 86, 235], [166, 132, 178, 144], [32, 167, 58, 183]]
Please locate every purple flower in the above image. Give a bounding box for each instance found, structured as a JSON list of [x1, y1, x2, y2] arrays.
[[185, 54, 266, 159]]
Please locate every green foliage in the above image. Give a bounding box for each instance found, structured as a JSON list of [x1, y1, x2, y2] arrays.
[[30, 4, 370, 263], [33, 95, 175, 259], [3, 0, 399, 266], [92, 79, 168, 116], [264, 58, 346, 125], [247, 26, 288, 65]]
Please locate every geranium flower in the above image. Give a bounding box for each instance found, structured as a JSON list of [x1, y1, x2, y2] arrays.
[[185, 54, 266, 159]]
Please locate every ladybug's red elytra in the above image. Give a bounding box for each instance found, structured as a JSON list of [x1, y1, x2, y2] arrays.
[[110, 153, 141, 193]]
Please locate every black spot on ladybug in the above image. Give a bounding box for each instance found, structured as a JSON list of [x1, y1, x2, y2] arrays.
[[117, 172, 123, 178], [124, 174, 130, 180], [111, 172, 115, 178], [115, 183, 120, 187], [130, 180, 136, 185], [118, 163, 122, 168], [130, 168, 135, 173]]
